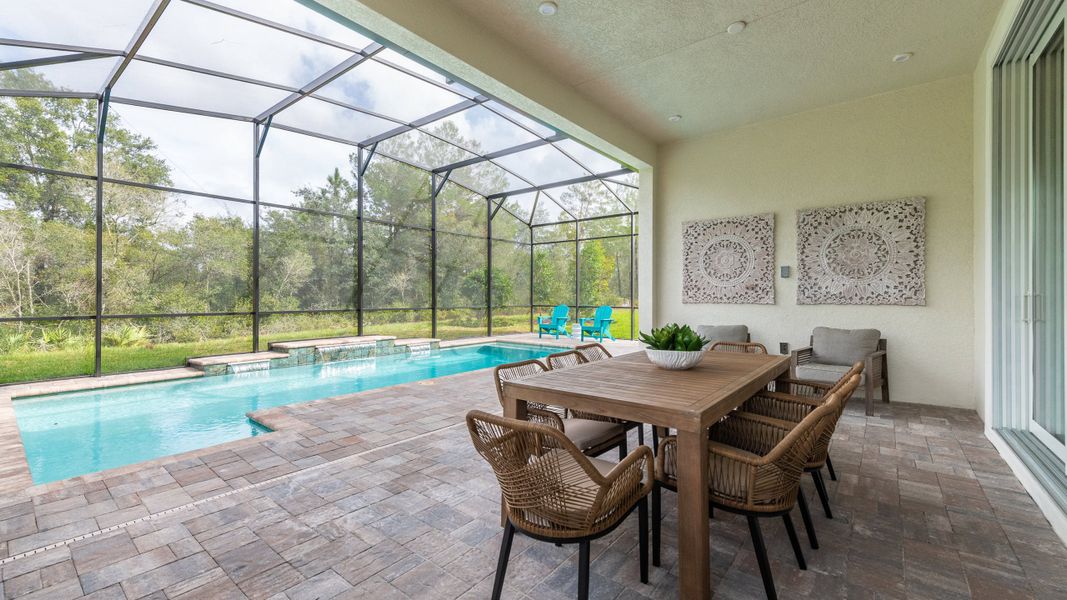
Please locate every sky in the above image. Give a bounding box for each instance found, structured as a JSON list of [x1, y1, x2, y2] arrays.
[[0, 0, 633, 217]]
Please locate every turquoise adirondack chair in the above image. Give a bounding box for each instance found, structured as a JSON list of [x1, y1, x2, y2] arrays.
[[580, 305, 616, 341], [537, 305, 570, 339]]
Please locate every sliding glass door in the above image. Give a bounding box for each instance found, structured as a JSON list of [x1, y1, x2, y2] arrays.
[[1029, 15, 1067, 465]]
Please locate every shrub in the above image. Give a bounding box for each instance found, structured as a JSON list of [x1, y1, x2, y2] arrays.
[[0, 332, 31, 354], [103, 324, 151, 348], [41, 325, 73, 349]]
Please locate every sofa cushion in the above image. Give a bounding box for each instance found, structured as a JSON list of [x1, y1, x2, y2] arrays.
[[795, 362, 867, 384], [812, 326, 880, 366], [696, 325, 749, 349]]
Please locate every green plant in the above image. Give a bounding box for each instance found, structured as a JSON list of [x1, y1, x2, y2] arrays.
[[0, 332, 31, 354], [638, 323, 707, 351], [103, 324, 151, 348], [41, 325, 73, 349]]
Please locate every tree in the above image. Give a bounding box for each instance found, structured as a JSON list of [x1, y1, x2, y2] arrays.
[[533, 245, 575, 306], [579, 240, 615, 306], [1, 71, 172, 320], [458, 267, 513, 307]]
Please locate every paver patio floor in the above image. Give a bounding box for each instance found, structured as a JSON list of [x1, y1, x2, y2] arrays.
[[0, 337, 1064, 598]]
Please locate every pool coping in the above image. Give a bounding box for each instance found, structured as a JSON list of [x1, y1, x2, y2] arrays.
[[0, 334, 581, 498]]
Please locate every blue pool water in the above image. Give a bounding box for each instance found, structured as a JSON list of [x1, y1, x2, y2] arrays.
[[14, 342, 554, 484]]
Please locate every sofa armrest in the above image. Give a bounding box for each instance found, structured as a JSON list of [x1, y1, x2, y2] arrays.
[[790, 346, 813, 377], [866, 350, 887, 382]]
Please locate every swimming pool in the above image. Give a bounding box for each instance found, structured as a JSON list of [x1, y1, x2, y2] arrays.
[[14, 342, 555, 484]]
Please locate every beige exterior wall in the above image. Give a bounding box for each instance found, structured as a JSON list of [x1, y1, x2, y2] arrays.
[[654, 76, 977, 409]]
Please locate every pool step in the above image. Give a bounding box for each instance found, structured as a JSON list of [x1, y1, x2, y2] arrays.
[[187, 352, 289, 376], [392, 338, 440, 356]]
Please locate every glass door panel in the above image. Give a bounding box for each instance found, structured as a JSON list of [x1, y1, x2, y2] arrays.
[[1030, 19, 1066, 462]]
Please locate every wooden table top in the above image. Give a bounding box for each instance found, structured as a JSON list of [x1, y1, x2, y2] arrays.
[[503, 351, 789, 432]]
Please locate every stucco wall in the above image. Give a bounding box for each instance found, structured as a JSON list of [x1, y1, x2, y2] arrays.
[[655, 75, 976, 409]]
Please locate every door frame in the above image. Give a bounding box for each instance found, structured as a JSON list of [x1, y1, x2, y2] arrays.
[[1026, 7, 1067, 465]]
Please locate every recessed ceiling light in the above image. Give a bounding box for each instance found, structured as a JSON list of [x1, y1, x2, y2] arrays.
[[538, 1, 558, 16], [668, 114, 682, 122], [892, 52, 913, 63], [726, 21, 746, 34]]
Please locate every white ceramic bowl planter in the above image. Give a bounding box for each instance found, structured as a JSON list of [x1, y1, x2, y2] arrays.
[[644, 347, 706, 370]]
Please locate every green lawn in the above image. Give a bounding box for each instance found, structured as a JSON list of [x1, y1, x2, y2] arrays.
[[0, 311, 640, 385], [0, 347, 95, 384]]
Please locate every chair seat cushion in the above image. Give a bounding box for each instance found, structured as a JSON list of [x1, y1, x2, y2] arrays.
[[563, 418, 625, 451], [696, 325, 749, 349], [795, 362, 867, 384], [587, 455, 626, 479], [812, 326, 880, 365], [545, 449, 618, 489]]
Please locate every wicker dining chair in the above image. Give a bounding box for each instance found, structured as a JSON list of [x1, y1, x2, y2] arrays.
[[467, 410, 653, 600], [652, 386, 849, 600], [546, 350, 646, 447], [742, 364, 863, 524], [753, 360, 865, 479], [493, 359, 629, 458], [575, 342, 613, 363], [710, 341, 768, 354], [546, 349, 587, 370]]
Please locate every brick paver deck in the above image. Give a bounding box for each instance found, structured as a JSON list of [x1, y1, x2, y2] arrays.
[[0, 336, 1064, 598]]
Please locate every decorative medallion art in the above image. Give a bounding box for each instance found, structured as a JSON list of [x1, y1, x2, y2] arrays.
[[682, 213, 775, 304], [796, 197, 926, 306]]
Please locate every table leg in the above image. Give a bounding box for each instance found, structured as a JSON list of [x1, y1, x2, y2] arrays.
[[675, 428, 711, 599], [501, 391, 527, 420], [775, 369, 792, 393]]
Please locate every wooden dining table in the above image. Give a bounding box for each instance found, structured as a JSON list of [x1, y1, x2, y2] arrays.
[[500, 349, 790, 599]]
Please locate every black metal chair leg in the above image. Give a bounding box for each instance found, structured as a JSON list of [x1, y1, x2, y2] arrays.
[[651, 426, 659, 452], [796, 493, 819, 549], [811, 470, 833, 519], [618, 439, 627, 460], [825, 456, 837, 481], [651, 483, 661, 567], [578, 540, 591, 600], [746, 515, 777, 600], [782, 514, 806, 570], [638, 424, 645, 446], [492, 521, 515, 600], [638, 497, 649, 583]]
